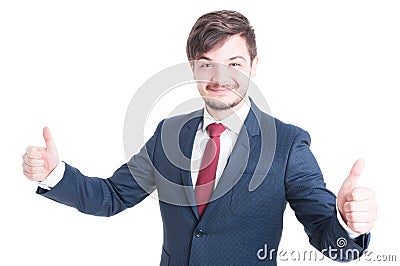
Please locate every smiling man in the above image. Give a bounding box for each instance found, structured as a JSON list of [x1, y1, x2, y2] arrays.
[[22, 10, 377, 265]]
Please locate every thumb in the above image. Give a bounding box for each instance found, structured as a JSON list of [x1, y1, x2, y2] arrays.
[[43, 127, 57, 152], [343, 159, 365, 190]]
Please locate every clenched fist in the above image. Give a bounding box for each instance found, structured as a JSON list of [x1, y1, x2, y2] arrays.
[[22, 127, 59, 182], [337, 159, 378, 234]]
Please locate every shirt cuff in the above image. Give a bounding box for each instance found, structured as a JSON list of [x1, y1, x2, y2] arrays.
[[336, 205, 361, 239], [37, 161, 65, 190]]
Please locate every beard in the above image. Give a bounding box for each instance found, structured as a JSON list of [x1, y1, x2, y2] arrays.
[[204, 96, 243, 110], [204, 83, 247, 111]]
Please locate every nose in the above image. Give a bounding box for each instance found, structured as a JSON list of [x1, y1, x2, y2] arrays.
[[211, 64, 231, 86]]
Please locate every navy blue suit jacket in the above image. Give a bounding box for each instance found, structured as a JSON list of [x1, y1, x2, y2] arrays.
[[37, 101, 369, 265]]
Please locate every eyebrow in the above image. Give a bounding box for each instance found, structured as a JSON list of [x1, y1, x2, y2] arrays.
[[197, 56, 247, 62]]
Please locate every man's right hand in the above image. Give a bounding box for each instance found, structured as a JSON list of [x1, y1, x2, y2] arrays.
[[22, 127, 59, 182]]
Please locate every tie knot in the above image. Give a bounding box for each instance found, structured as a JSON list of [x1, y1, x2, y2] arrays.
[[207, 123, 226, 138]]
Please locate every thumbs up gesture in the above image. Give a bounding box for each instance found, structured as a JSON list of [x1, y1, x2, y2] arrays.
[[337, 159, 378, 234], [22, 127, 59, 182]]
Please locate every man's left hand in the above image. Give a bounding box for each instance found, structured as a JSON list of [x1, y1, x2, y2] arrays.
[[337, 159, 378, 234]]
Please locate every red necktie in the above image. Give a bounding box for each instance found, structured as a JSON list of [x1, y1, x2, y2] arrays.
[[195, 123, 226, 217]]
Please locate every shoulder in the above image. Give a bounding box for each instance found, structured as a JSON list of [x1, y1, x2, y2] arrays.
[[253, 106, 311, 146], [162, 109, 203, 125], [250, 99, 308, 137], [152, 109, 203, 134], [274, 117, 310, 141]]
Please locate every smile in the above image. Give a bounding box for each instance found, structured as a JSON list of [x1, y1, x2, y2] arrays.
[[207, 85, 233, 93]]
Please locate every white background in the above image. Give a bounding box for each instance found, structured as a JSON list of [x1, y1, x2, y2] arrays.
[[1, 0, 399, 265]]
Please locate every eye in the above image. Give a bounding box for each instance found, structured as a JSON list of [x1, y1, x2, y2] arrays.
[[201, 63, 213, 68], [230, 63, 241, 67]]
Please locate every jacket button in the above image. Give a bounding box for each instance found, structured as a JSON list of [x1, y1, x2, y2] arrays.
[[195, 229, 204, 237]]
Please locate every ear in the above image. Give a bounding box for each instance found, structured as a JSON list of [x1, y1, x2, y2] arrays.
[[250, 56, 258, 78]]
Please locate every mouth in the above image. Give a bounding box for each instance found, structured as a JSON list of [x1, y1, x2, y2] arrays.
[[206, 84, 234, 94]]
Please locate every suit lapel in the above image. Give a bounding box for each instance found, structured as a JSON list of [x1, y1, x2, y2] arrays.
[[178, 110, 203, 219]]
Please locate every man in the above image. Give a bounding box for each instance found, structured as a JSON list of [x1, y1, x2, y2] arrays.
[[22, 10, 377, 265]]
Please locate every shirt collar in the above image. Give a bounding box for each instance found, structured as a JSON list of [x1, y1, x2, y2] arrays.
[[202, 97, 251, 135]]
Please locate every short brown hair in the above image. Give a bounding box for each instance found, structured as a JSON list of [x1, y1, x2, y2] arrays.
[[186, 10, 257, 63]]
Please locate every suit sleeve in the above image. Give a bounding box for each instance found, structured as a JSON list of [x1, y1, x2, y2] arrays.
[[36, 123, 161, 217], [284, 129, 370, 262]]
